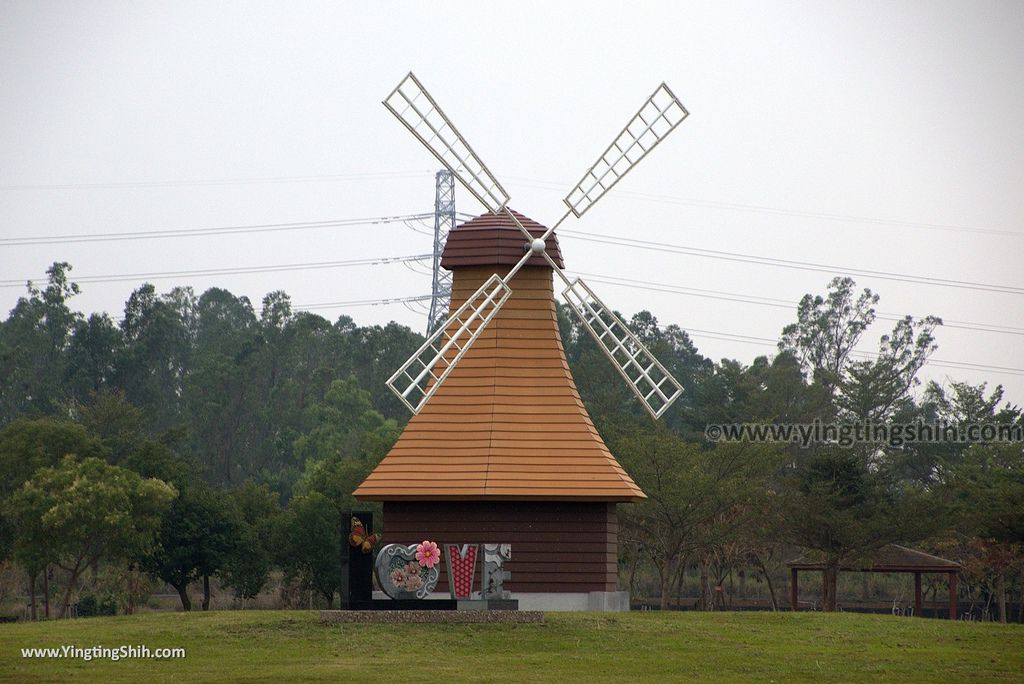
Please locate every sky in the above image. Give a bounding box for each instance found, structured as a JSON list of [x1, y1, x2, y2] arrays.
[[1, 1, 1022, 405]]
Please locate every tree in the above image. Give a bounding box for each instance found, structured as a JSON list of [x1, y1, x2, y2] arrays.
[[0, 263, 83, 422], [185, 288, 261, 483], [350, 321, 424, 418], [614, 427, 781, 610], [66, 390, 197, 484], [64, 313, 122, 405], [273, 491, 344, 608], [0, 418, 108, 498], [67, 391, 147, 463], [6, 456, 175, 617], [776, 447, 944, 610], [269, 378, 398, 607], [143, 483, 237, 611], [836, 315, 941, 425], [779, 276, 878, 395], [772, 278, 949, 610], [221, 482, 280, 602], [289, 376, 400, 503], [945, 443, 1024, 622], [897, 381, 1013, 484], [0, 416, 110, 614], [929, 381, 1011, 426], [116, 284, 196, 434]]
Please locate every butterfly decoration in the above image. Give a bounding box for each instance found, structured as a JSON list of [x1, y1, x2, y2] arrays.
[[348, 516, 380, 554]]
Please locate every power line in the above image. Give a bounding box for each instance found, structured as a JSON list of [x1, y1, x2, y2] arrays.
[[0, 214, 434, 247], [574, 271, 1024, 337], [6, 167, 1018, 239], [1, 254, 432, 289], [504, 176, 1023, 239], [402, 299, 432, 316], [0, 170, 436, 191], [108, 293, 434, 323], [554, 271, 1024, 378], [641, 324, 1024, 378], [559, 230, 1024, 296], [295, 294, 432, 312]]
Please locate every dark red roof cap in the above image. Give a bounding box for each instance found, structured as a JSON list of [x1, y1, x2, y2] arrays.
[[441, 209, 564, 270]]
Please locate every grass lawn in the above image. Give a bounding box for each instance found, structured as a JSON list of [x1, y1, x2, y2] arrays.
[[1, 610, 1022, 682]]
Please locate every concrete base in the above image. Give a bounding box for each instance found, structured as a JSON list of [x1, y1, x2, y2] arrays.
[[514, 592, 631, 612], [371, 590, 631, 612]]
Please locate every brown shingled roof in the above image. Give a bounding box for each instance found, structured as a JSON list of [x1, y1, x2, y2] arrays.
[[354, 210, 643, 502], [786, 544, 961, 572], [440, 209, 564, 269]]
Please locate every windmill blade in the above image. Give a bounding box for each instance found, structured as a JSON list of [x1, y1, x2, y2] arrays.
[[564, 83, 689, 218], [384, 72, 511, 214], [386, 273, 512, 414], [561, 277, 683, 419], [383, 72, 537, 414]]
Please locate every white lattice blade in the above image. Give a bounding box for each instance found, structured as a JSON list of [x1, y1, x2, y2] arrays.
[[384, 72, 511, 214], [386, 273, 512, 414], [561, 278, 683, 419], [564, 83, 689, 218]]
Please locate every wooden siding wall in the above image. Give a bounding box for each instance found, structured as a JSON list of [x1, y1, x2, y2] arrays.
[[384, 501, 619, 593]]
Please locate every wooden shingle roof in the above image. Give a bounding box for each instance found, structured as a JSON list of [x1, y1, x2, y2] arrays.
[[353, 211, 644, 502], [440, 209, 564, 269], [786, 544, 961, 572]]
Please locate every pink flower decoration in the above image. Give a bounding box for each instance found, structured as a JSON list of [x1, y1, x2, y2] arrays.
[[389, 568, 407, 585], [415, 540, 441, 568], [405, 562, 422, 577], [404, 574, 424, 591]]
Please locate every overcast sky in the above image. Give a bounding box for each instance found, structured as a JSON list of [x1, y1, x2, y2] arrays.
[[2, 1, 1022, 405]]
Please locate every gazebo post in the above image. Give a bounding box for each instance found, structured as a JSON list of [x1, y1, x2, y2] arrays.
[[790, 568, 798, 611], [914, 572, 922, 617], [948, 572, 958, 620]]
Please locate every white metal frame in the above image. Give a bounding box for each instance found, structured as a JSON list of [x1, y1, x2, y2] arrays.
[[561, 277, 683, 419], [384, 72, 510, 214], [385, 273, 511, 414], [382, 71, 689, 420], [564, 83, 689, 218]]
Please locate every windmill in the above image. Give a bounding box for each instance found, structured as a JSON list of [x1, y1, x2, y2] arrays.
[[383, 72, 689, 420]]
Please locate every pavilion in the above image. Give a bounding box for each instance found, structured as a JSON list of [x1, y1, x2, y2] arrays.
[[786, 544, 962, 619]]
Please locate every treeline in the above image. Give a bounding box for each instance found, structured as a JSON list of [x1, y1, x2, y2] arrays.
[[0, 263, 411, 617], [0, 262, 1021, 620], [563, 278, 1023, 618]]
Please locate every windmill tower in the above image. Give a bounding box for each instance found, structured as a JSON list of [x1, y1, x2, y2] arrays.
[[355, 73, 689, 610]]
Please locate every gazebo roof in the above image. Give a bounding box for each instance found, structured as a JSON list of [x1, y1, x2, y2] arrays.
[[353, 210, 645, 503], [786, 544, 961, 573]]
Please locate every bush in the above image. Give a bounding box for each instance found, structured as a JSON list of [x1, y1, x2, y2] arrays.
[[77, 593, 117, 617]]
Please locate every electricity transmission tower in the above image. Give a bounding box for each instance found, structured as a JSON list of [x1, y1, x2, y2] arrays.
[[426, 169, 455, 334]]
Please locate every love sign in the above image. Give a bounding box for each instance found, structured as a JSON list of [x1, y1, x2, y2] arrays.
[[373, 541, 511, 601], [444, 544, 479, 599], [374, 542, 440, 599]]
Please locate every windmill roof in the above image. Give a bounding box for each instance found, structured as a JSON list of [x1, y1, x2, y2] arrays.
[[440, 209, 564, 269], [354, 210, 643, 502]]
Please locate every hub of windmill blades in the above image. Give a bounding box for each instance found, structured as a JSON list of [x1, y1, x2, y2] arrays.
[[382, 71, 690, 421]]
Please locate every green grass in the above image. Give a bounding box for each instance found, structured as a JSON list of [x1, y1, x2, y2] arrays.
[[1, 610, 1022, 682]]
